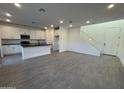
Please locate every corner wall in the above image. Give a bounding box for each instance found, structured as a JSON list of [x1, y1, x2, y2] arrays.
[[80, 19, 124, 66], [0, 30, 1, 57], [67, 27, 100, 56], [118, 29, 124, 66], [67, 19, 124, 65]]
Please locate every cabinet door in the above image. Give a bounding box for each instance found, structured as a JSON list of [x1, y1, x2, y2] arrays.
[[19, 28, 30, 35], [1, 26, 11, 39], [54, 30, 59, 36], [46, 29, 54, 44], [11, 45, 21, 53], [1, 26, 20, 39], [41, 31, 45, 39], [30, 30, 36, 39], [3, 45, 21, 55], [11, 27, 20, 39], [36, 31, 45, 39], [2, 45, 11, 55], [36, 31, 41, 39]]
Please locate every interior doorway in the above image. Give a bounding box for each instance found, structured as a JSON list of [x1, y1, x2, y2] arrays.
[[103, 27, 121, 56], [53, 35, 59, 52]]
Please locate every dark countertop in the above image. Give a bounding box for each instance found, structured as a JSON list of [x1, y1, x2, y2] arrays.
[[2, 43, 20, 45], [2, 43, 52, 47], [21, 44, 51, 47]]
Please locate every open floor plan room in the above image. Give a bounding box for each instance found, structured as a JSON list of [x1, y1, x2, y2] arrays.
[[0, 52, 124, 89], [0, 3, 124, 89]]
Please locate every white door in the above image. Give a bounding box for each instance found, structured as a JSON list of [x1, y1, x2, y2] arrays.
[[103, 28, 121, 56]]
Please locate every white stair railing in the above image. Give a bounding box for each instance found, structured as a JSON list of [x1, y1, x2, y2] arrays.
[[81, 31, 101, 52]]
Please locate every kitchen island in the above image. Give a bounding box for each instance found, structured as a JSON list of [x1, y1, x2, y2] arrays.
[[21, 44, 51, 60]]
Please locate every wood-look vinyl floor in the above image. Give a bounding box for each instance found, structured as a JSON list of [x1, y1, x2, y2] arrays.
[[0, 51, 124, 89]]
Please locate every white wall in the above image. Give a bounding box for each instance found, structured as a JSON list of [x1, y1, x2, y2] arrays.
[[0, 30, 2, 57], [59, 27, 68, 52], [45, 27, 68, 52], [80, 19, 124, 65], [118, 28, 124, 65], [68, 27, 100, 56]]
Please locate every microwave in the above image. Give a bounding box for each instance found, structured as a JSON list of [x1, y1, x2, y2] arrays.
[[21, 34, 30, 39]]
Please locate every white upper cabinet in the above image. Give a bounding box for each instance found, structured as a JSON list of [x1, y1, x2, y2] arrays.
[[11, 27, 20, 39], [30, 30, 36, 39], [19, 28, 30, 35], [35, 30, 45, 39], [1, 26, 20, 39], [1, 24, 46, 40], [45, 29, 54, 44], [54, 30, 59, 36], [19, 28, 36, 39]]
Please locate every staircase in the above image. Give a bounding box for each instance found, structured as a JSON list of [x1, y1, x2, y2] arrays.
[[80, 29, 101, 56]]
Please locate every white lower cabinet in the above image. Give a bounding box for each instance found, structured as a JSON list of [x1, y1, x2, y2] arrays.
[[2, 45, 21, 55]]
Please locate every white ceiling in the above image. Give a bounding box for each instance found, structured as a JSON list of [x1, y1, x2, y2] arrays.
[[0, 3, 124, 28]]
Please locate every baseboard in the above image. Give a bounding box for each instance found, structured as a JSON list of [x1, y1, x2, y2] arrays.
[[120, 58, 124, 67], [117, 55, 124, 67], [103, 53, 117, 57], [67, 49, 100, 56]]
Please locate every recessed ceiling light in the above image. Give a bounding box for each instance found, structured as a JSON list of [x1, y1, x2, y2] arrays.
[[69, 21, 73, 27], [44, 27, 47, 30], [89, 38, 92, 41], [60, 20, 63, 24], [5, 13, 12, 17], [14, 3, 21, 8], [86, 20, 90, 24], [6, 19, 11, 22], [108, 4, 115, 9], [51, 25, 54, 28], [69, 24, 72, 27]]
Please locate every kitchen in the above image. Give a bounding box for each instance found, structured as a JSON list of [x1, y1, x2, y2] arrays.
[[0, 22, 61, 64]]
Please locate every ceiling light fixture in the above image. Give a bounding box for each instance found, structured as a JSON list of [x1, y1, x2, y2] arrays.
[[89, 38, 92, 41], [44, 27, 47, 30], [108, 4, 115, 9], [5, 13, 12, 17], [14, 3, 21, 8], [86, 20, 90, 24], [69, 24, 72, 28], [60, 20, 63, 24], [6, 19, 11, 22], [51, 25, 54, 28], [69, 21, 73, 28]]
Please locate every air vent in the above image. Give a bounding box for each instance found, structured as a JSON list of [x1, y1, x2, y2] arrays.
[[32, 21, 36, 24], [39, 8, 46, 13], [69, 21, 72, 23]]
